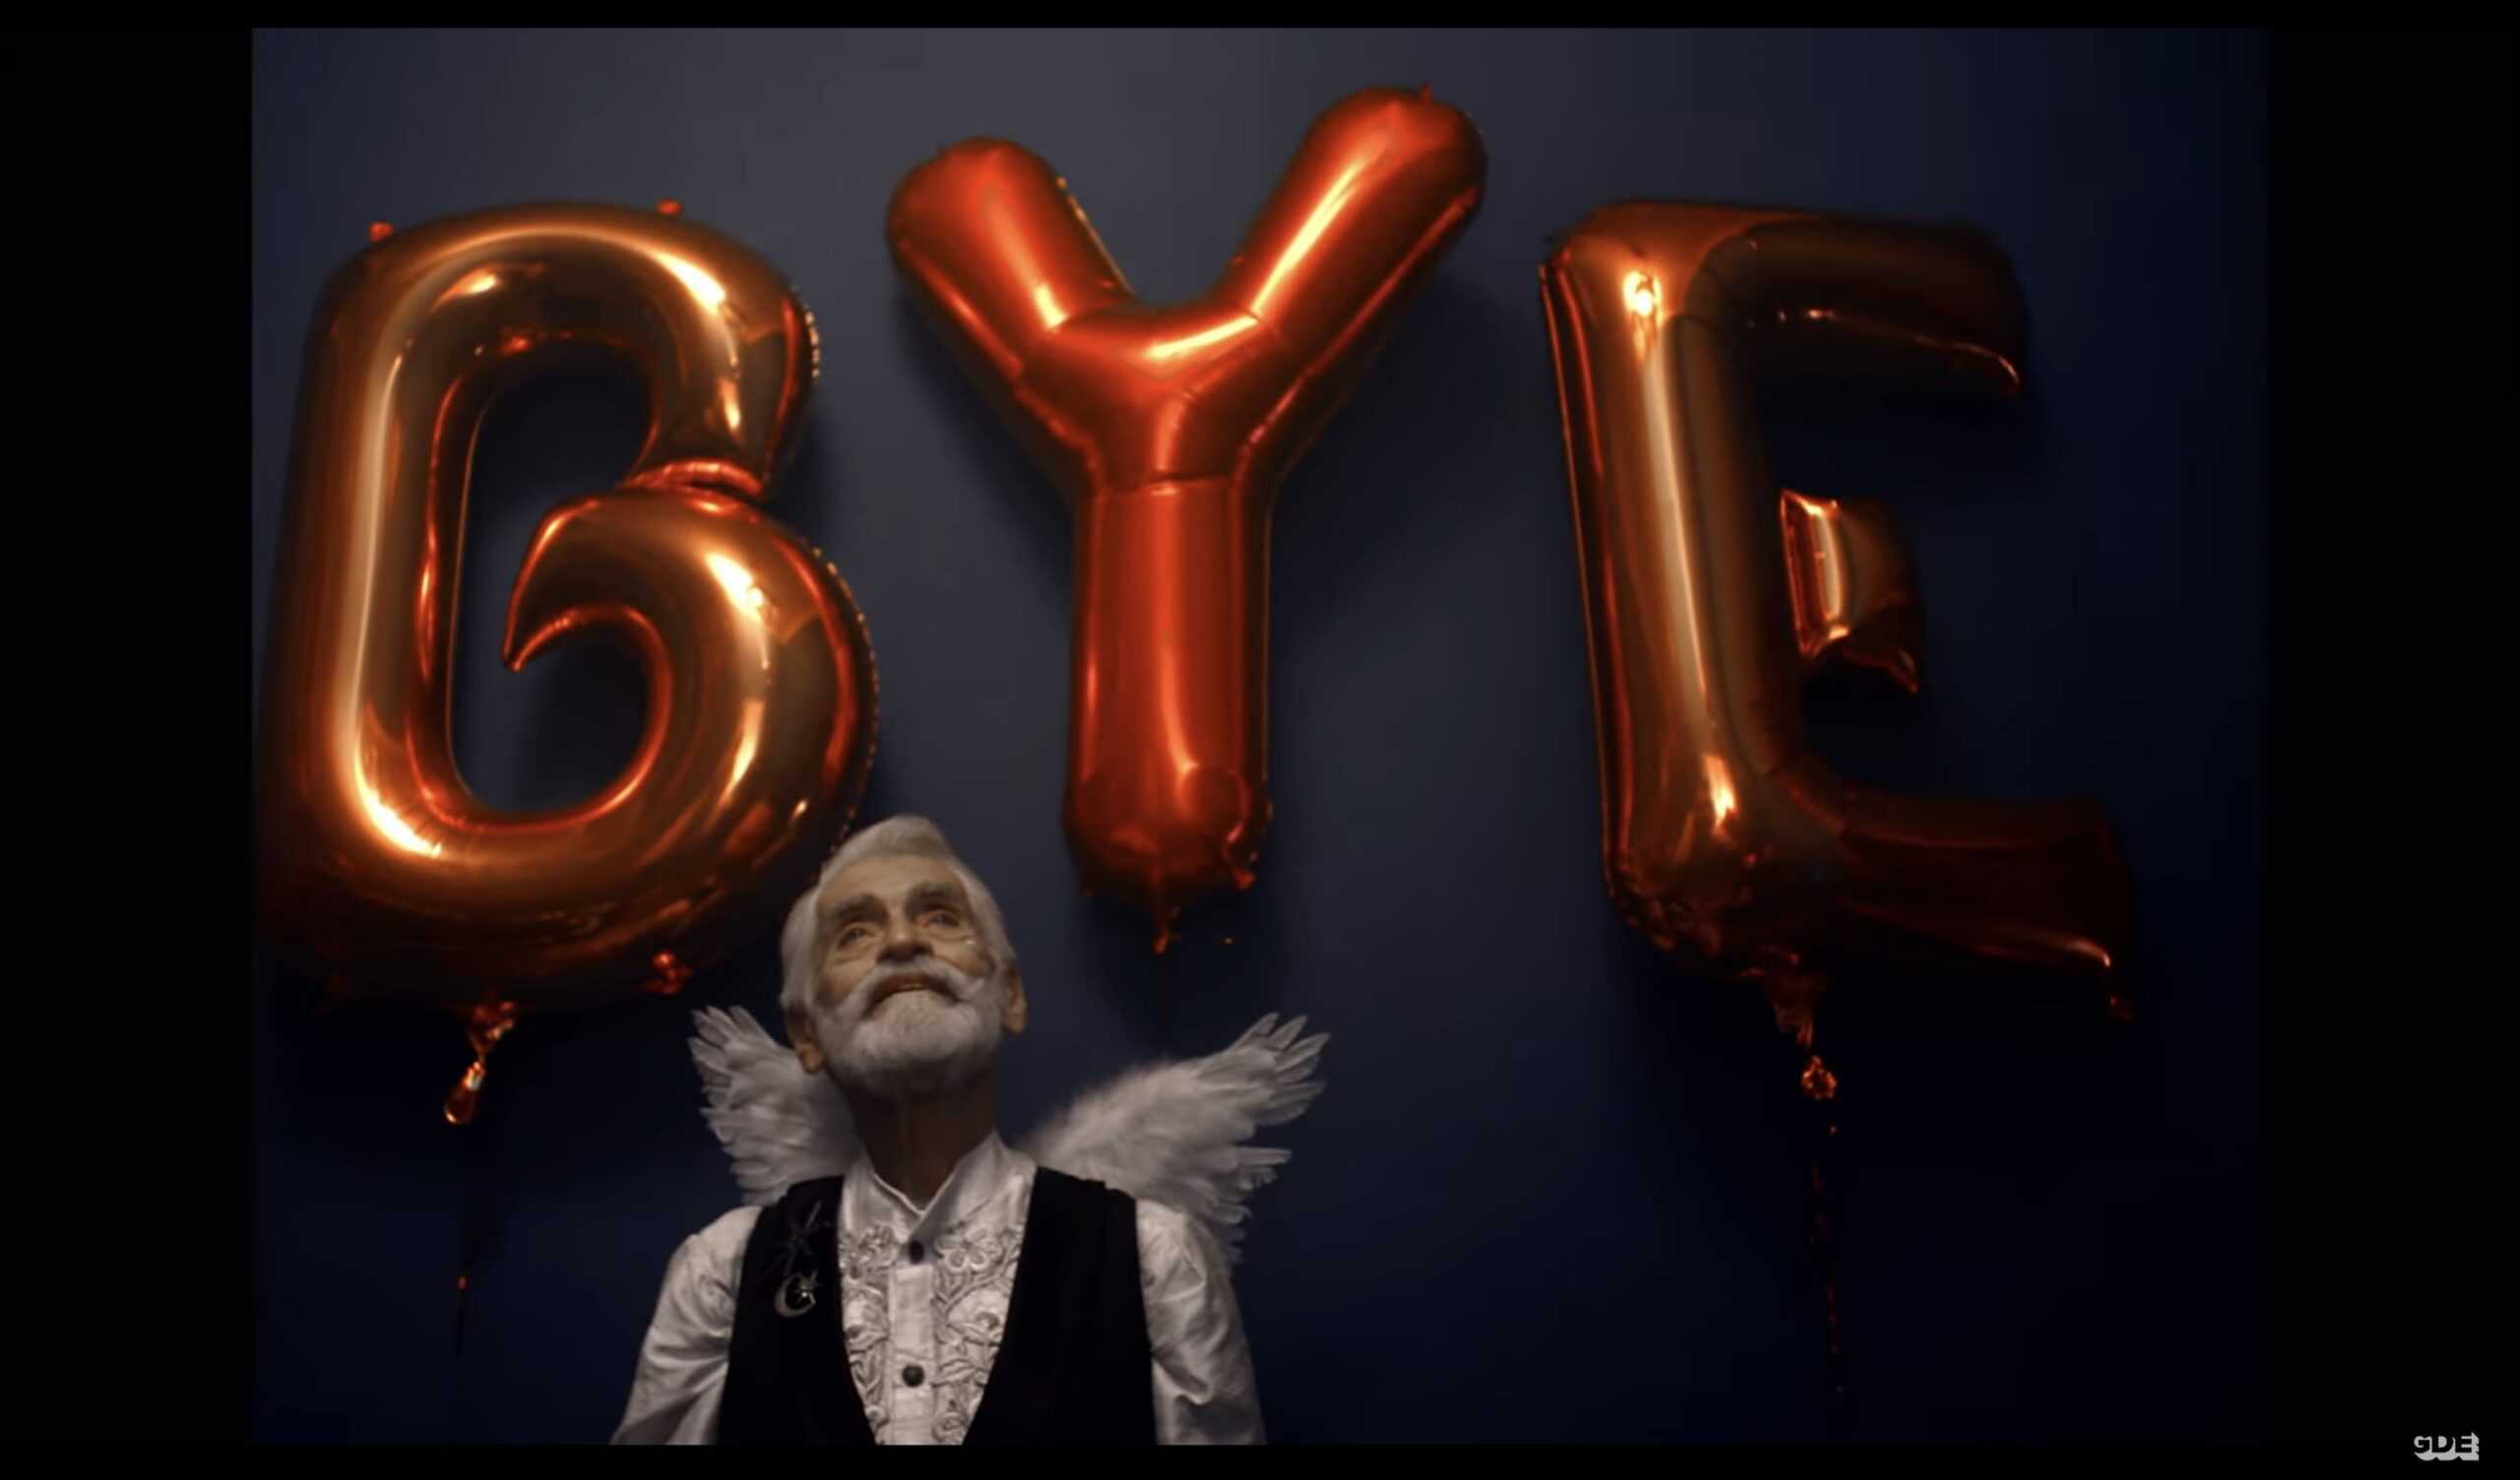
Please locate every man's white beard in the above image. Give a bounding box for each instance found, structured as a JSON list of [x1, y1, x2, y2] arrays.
[[812, 956, 1007, 1102]]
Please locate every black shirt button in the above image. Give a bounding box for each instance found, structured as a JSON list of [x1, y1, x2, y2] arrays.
[[903, 1365, 925, 1388], [906, 1240, 924, 1264]]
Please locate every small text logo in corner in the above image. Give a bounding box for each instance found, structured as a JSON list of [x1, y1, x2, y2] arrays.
[[2414, 1435, 2479, 1462]]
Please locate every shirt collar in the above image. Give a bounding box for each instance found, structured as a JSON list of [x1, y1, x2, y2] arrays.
[[843, 1130, 1033, 1243]]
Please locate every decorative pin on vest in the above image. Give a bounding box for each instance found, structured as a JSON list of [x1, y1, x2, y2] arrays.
[[768, 1196, 831, 1318]]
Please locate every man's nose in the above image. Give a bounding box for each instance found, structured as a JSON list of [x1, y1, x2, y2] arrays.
[[877, 916, 928, 962]]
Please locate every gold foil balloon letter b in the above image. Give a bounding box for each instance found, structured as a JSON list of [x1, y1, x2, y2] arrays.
[[256, 204, 878, 1121]]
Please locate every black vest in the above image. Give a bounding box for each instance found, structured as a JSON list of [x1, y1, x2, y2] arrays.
[[719, 1166, 1157, 1446]]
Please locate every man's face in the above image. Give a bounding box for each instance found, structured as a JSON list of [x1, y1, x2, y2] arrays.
[[787, 852, 1026, 1099]]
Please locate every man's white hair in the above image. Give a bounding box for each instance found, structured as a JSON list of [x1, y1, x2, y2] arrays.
[[778, 815, 1017, 1021]]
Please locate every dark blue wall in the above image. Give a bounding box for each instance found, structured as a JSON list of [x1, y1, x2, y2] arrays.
[[250, 28, 2265, 1443]]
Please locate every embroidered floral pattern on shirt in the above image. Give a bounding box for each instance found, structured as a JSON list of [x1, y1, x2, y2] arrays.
[[838, 1225, 900, 1439], [836, 1211, 1025, 1444], [929, 1223, 1024, 1445]]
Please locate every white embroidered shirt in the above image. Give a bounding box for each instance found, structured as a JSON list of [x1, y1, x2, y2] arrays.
[[612, 1133, 1263, 1445]]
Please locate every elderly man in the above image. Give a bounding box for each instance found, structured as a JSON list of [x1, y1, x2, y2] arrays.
[[614, 816, 1321, 1446]]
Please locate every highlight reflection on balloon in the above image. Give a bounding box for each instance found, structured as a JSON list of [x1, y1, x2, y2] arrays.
[[888, 87, 1487, 950], [1539, 203, 2130, 1005], [256, 203, 878, 1121]]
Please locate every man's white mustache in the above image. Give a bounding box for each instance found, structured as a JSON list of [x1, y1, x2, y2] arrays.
[[850, 957, 986, 1015]]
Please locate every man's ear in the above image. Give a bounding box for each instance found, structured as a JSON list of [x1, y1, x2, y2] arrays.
[[1002, 969, 1028, 1035], [784, 1004, 825, 1076]]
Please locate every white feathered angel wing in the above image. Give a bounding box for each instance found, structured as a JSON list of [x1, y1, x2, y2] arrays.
[[1017, 1014, 1329, 1261], [688, 1007, 858, 1206]]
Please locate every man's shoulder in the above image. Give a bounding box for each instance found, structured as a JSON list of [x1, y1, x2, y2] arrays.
[[1025, 1162, 1127, 1218], [1026, 1165, 1202, 1240], [701, 1202, 766, 1238], [709, 1174, 842, 1240], [1030, 1164, 1180, 1242], [1125, 1192, 1192, 1239], [1127, 1193, 1232, 1274], [677, 1202, 766, 1269]]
